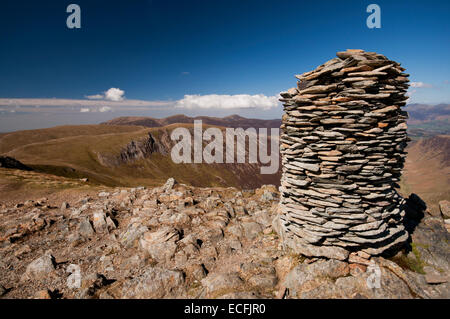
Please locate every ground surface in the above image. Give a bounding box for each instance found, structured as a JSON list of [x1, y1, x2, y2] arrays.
[[0, 175, 448, 299]]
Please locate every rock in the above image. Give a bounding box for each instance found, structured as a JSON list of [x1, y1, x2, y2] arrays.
[[61, 202, 69, 210], [285, 236, 349, 260], [409, 217, 450, 273], [186, 264, 207, 281], [34, 289, 52, 299], [119, 223, 148, 248], [373, 257, 428, 298], [298, 266, 413, 299], [348, 252, 371, 265], [226, 223, 243, 238], [247, 273, 277, 290], [92, 210, 108, 233], [168, 212, 191, 226], [283, 259, 349, 297], [254, 210, 272, 227], [291, 162, 320, 172], [260, 190, 276, 202], [23, 254, 55, 281], [201, 272, 244, 297], [271, 214, 283, 236], [79, 273, 112, 298], [219, 292, 260, 299], [0, 156, 32, 170], [348, 263, 367, 276], [439, 200, 450, 219], [241, 221, 263, 240], [163, 178, 177, 193], [425, 274, 449, 285], [139, 227, 179, 263], [105, 216, 117, 231], [121, 266, 185, 298], [67, 233, 83, 246], [0, 284, 6, 296], [14, 244, 32, 257], [78, 217, 95, 238]]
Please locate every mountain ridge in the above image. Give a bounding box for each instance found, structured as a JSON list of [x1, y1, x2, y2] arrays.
[[102, 114, 282, 130]]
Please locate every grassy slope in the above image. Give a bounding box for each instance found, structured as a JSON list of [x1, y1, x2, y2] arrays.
[[0, 125, 150, 186], [399, 135, 450, 215], [0, 123, 267, 189], [0, 125, 143, 154], [0, 167, 105, 204]]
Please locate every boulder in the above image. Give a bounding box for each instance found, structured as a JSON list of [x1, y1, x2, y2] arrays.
[[439, 200, 450, 219], [23, 254, 55, 281], [201, 272, 244, 297], [163, 178, 177, 193], [78, 217, 94, 238], [121, 266, 185, 298], [283, 259, 349, 297]]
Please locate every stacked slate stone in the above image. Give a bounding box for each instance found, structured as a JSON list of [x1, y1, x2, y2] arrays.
[[278, 49, 410, 260]]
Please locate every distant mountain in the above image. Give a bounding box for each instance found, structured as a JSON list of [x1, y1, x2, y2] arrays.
[[102, 114, 282, 130], [405, 103, 450, 123], [405, 104, 450, 139]]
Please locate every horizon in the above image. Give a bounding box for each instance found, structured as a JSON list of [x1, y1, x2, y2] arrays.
[[1, 0, 449, 131]]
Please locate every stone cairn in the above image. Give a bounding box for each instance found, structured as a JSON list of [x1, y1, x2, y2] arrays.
[[278, 49, 410, 261]]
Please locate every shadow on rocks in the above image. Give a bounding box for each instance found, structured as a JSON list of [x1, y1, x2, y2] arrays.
[[401, 193, 427, 255]]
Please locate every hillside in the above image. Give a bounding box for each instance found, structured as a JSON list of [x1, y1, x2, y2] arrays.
[[0, 123, 281, 194], [400, 135, 450, 215]]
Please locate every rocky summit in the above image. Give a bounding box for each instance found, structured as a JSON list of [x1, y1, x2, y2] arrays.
[[279, 49, 411, 260], [0, 178, 448, 299]]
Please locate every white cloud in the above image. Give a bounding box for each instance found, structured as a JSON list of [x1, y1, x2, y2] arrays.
[[84, 88, 125, 101], [85, 94, 104, 100], [99, 106, 112, 113], [175, 94, 279, 110], [0, 98, 171, 109], [0, 92, 281, 113], [104, 88, 125, 101], [410, 82, 432, 88]]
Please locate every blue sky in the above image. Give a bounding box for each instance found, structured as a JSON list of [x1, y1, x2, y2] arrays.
[[0, 0, 449, 131]]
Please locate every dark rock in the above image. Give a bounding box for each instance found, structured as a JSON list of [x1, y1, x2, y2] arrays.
[[0, 156, 32, 171]]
